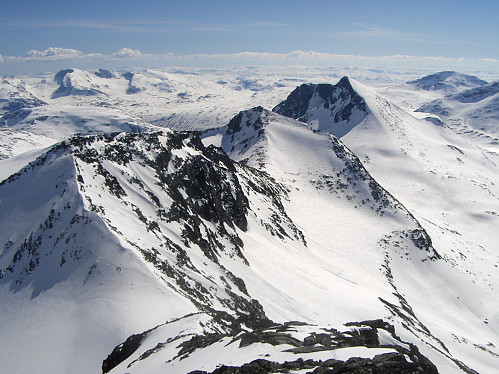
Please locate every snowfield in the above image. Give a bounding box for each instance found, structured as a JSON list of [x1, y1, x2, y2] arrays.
[[0, 67, 498, 374]]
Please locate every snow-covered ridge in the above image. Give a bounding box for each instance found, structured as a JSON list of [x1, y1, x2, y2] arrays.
[[0, 128, 288, 373], [270, 75, 499, 373], [1, 68, 498, 373], [452, 80, 499, 103], [104, 315, 438, 374], [1, 112, 448, 372]]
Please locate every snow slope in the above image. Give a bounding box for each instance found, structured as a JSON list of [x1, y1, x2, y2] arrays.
[[0, 112, 455, 373], [0, 127, 314, 373], [275, 77, 499, 264], [274, 78, 499, 373], [105, 108, 497, 373], [1, 68, 498, 374]]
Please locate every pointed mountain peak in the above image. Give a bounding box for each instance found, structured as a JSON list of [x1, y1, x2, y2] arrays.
[[273, 77, 368, 137], [336, 75, 352, 88], [226, 106, 266, 135], [222, 106, 270, 159]]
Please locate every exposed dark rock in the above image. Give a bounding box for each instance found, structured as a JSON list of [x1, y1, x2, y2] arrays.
[[54, 69, 74, 85], [226, 106, 265, 136], [126, 85, 141, 94], [102, 333, 145, 373], [188, 352, 436, 374], [121, 72, 134, 82], [94, 69, 114, 79], [272, 83, 315, 119], [453, 81, 499, 103], [239, 331, 302, 348], [120, 72, 141, 94], [304, 333, 332, 347], [409, 229, 439, 258], [106, 314, 439, 374], [66, 130, 277, 327], [345, 319, 395, 336], [273, 77, 368, 137], [0, 108, 32, 126], [178, 333, 227, 357], [1, 97, 46, 113]]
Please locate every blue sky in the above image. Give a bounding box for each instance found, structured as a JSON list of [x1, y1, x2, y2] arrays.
[[1, 0, 498, 74]]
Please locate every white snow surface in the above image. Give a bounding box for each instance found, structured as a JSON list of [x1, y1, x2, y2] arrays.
[[0, 67, 498, 374]]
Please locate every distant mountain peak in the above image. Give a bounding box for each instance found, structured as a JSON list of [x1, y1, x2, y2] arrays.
[[52, 68, 104, 98], [273, 77, 368, 137], [121, 71, 141, 94], [408, 71, 487, 92]]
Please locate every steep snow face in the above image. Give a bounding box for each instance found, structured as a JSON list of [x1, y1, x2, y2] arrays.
[[277, 76, 499, 276], [220, 109, 440, 319], [407, 71, 488, 93], [273, 79, 499, 373], [0, 141, 196, 374], [272, 77, 368, 137], [326, 79, 499, 294]]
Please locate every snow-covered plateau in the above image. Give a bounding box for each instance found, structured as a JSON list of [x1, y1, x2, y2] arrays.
[[0, 67, 498, 374]]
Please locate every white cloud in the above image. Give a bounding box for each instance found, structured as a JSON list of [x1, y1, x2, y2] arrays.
[[1, 47, 497, 77], [481, 58, 499, 63], [331, 24, 430, 44], [0, 47, 145, 64], [25, 47, 84, 60], [113, 48, 143, 58]]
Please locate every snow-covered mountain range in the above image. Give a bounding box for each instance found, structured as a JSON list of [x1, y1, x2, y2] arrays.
[[0, 68, 498, 374], [416, 80, 499, 149]]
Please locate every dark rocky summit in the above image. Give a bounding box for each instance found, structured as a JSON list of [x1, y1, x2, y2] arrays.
[[273, 77, 368, 137]]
